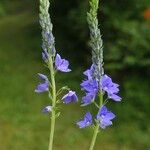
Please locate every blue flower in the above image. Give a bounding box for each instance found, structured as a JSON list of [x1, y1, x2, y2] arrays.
[[35, 73, 49, 93], [77, 112, 93, 128], [97, 106, 115, 129], [101, 75, 121, 101], [83, 64, 95, 80], [55, 54, 71, 72], [81, 79, 98, 94], [62, 91, 78, 104], [80, 64, 98, 106], [42, 106, 52, 113], [81, 92, 95, 106], [108, 93, 121, 101], [38, 73, 48, 80]]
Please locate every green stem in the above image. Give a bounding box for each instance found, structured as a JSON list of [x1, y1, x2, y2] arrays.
[[89, 124, 99, 150], [89, 92, 103, 150], [99, 92, 103, 107], [49, 110, 55, 150], [48, 57, 56, 150]]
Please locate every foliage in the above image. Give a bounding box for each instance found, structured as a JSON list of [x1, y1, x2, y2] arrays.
[[53, 0, 150, 72], [0, 3, 6, 16]]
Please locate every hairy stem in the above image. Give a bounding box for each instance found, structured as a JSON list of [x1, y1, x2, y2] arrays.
[[48, 57, 56, 150]]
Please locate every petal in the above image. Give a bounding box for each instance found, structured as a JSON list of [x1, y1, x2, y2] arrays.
[[106, 84, 119, 94], [100, 106, 108, 115], [83, 64, 95, 80], [62, 96, 71, 104], [100, 119, 113, 129], [77, 120, 86, 128], [38, 73, 48, 81], [35, 82, 49, 93], [81, 79, 98, 93], [85, 112, 92, 123], [62, 91, 73, 100], [55, 54, 62, 67], [42, 106, 52, 113], [55, 54, 71, 72], [102, 75, 112, 87], [62, 91, 78, 104], [81, 92, 95, 106], [77, 112, 92, 128], [72, 93, 78, 102], [58, 60, 71, 72], [105, 112, 116, 120], [108, 94, 121, 101], [97, 106, 110, 120]]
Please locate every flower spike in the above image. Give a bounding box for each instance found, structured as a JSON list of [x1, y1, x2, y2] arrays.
[[77, 0, 122, 149]]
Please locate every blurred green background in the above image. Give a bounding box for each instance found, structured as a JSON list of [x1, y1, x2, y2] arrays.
[[0, 0, 150, 150]]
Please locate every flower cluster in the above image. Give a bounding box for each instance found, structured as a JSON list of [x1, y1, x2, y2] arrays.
[[35, 48, 78, 112], [80, 65, 98, 106], [80, 65, 121, 106], [77, 106, 115, 129], [77, 64, 121, 129], [38, 0, 78, 114]]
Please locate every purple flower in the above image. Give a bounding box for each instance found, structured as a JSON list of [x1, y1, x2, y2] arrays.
[[55, 54, 71, 72], [62, 91, 78, 104], [80, 64, 98, 106], [81, 79, 98, 94], [35, 81, 49, 93], [35, 73, 49, 93], [83, 64, 95, 80], [42, 106, 52, 113], [38, 73, 48, 80], [108, 93, 121, 101], [101, 75, 121, 101], [97, 106, 115, 129], [77, 112, 93, 128], [81, 92, 95, 106]]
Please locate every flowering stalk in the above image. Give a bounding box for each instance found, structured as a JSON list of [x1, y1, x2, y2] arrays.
[[36, 1, 78, 150], [48, 58, 56, 150], [77, 0, 122, 150], [87, 0, 104, 87]]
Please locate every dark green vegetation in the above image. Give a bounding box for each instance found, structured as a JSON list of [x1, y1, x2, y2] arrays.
[[0, 0, 149, 150]]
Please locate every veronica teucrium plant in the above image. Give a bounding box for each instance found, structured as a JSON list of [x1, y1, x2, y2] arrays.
[[35, 0, 78, 149], [77, 0, 122, 150]]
